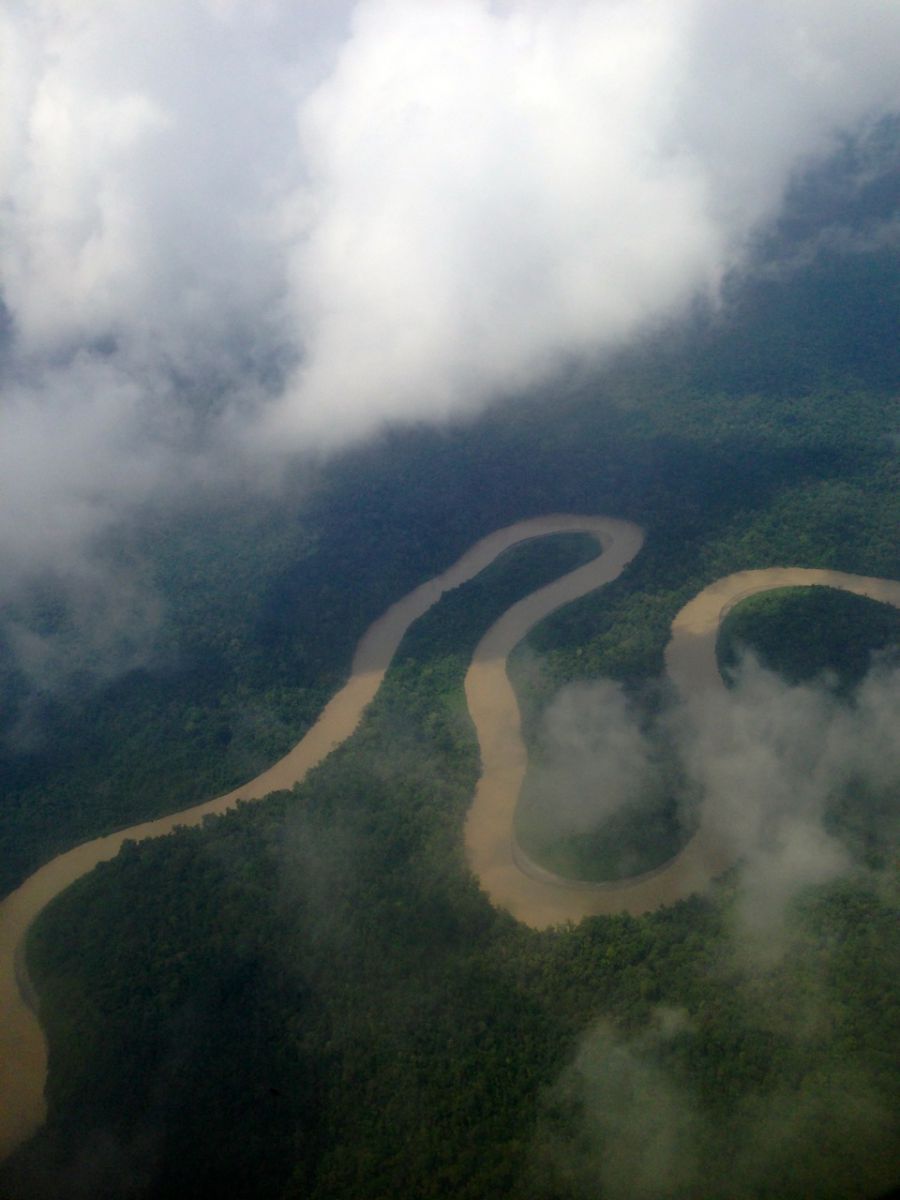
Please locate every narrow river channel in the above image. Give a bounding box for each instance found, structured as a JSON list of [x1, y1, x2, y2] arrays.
[[2, 515, 898, 1160]]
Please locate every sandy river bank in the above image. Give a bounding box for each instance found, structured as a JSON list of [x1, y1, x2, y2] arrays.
[[2, 515, 898, 1159]]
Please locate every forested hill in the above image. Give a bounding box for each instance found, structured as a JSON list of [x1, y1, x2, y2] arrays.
[[1, 124, 898, 1199]]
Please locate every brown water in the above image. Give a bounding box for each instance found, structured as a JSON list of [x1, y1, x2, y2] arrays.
[[2, 520, 898, 1159]]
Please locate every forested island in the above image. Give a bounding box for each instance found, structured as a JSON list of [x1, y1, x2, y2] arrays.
[[0, 116, 898, 1200]]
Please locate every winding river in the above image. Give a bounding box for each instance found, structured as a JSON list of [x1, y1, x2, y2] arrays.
[[1, 514, 899, 1160]]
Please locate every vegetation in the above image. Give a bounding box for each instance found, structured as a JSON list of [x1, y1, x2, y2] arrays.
[[718, 585, 900, 694]]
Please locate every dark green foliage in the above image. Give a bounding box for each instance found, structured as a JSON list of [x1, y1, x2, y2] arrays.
[[718, 586, 900, 694]]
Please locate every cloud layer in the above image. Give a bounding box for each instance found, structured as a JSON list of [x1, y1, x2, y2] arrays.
[[2, 0, 899, 666]]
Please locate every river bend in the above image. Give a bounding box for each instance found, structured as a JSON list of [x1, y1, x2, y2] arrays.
[[2, 516, 899, 1159]]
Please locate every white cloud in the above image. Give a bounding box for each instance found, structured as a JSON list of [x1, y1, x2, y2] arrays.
[[681, 655, 900, 953], [4, 1, 899, 448], [263, 0, 900, 444], [0, 0, 898, 674]]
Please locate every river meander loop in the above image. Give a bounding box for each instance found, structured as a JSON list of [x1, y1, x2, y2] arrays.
[[2, 515, 899, 1159]]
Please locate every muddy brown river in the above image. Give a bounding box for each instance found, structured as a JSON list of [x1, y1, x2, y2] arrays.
[[2, 515, 898, 1159]]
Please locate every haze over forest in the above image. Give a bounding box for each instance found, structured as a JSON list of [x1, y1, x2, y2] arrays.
[[0, 3, 898, 1199]]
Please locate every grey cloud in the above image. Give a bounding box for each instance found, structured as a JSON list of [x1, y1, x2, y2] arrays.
[[538, 1007, 898, 1200], [682, 655, 900, 956], [525, 679, 666, 836], [538, 1010, 701, 1200]]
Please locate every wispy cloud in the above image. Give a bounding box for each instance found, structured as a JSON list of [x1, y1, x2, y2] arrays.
[[530, 655, 900, 1196], [530, 655, 900, 947]]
